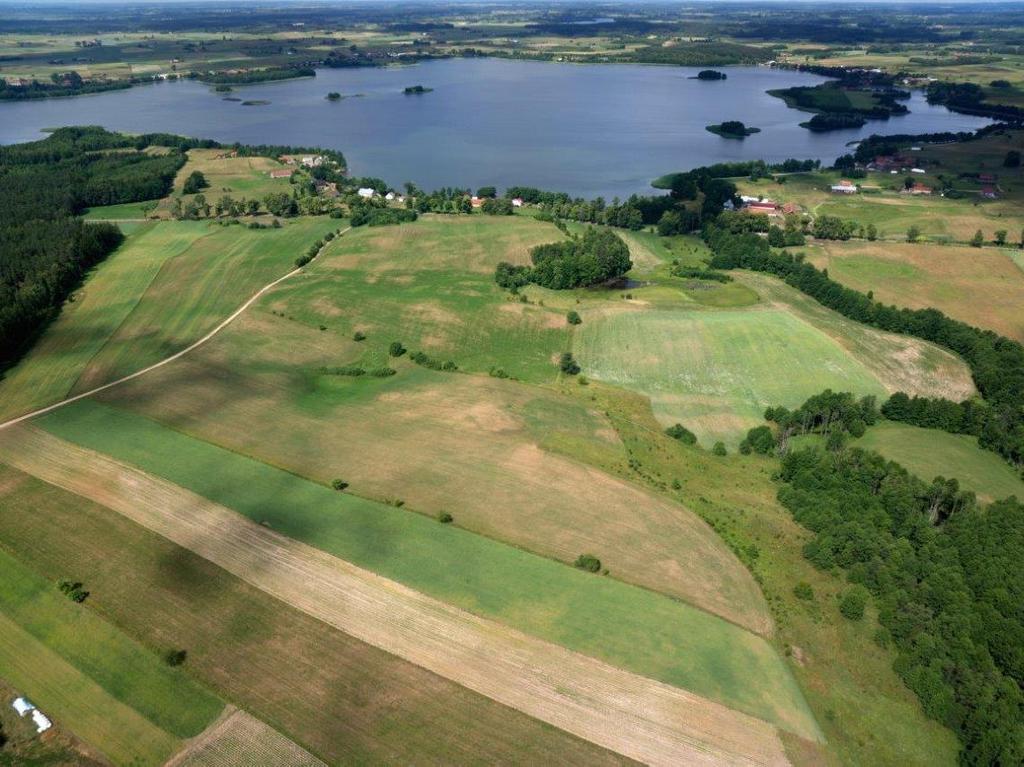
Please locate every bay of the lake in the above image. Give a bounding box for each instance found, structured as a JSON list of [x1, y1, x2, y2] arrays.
[[0, 58, 992, 198]]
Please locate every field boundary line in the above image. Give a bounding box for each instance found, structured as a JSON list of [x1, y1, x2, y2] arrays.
[[0, 227, 350, 432], [0, 425, 795, 767]]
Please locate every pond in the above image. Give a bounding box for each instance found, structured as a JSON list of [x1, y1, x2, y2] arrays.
[[0, 58, 992, 198]]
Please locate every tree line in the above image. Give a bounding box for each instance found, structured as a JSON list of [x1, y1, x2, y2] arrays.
[[704, 223, 1024, 473]]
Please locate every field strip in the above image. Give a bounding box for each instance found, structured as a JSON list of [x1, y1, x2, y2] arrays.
[[0, 610, 182, 766], [165, 708, 326, 767], [0, 425, 791, 767], [0, 228, 349, 433]]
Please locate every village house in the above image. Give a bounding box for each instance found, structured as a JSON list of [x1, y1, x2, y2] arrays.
[[903, 182, 932, 195], [831, 180, 858, 194], [512, 197, 524, 207], [269, 168, 292, 179], [745, 200, 779, 215], [301, 155, 325, 168], [357, 187, 376, 199], [470, 196, 485, 209], [313, 179, 339, 198]]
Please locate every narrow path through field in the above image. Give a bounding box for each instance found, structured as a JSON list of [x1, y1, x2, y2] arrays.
[[0, 425, 793, 767], [0, 228, 350, 433]]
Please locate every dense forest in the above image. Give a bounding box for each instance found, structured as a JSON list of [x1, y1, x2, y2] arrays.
[[776, 431, 1024, 764]]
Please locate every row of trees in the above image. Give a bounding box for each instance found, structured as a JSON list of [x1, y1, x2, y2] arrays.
[[704, 223, 1024, 472]]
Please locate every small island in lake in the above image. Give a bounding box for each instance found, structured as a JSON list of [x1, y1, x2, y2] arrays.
[[241, 99, 271, 106], [706, 120, 760, 138], [403, 85, 433, 95], [326, 92, 342, 101], [694, 70, 728, 81], [799, 112, 868, 131]]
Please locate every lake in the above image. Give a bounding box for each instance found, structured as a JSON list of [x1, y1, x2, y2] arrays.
[[0, 58, 992, 199]]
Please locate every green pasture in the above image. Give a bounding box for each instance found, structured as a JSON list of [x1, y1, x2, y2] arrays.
[[0, 221, 209, 421], [38, 398, 821, 741], [574, 306, 886, 448], [857, 421, 1024, 503], [83, 199, 161, 220], [0, 547, 222, 737]]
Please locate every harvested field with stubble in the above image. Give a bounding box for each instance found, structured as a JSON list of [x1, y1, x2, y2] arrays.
[[806, 240, 1024, 343], [0, 464, 629, 767], [167, 709, 326, 767], [0, 425, 806, 766]]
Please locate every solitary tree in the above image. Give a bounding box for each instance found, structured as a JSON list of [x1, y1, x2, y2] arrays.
[[970, 229, 985, 248], [906, 225, 921, 243]]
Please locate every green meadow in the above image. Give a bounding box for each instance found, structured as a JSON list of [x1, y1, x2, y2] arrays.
[[0, 547, 222, 765], [575, 306, 887, 448], [38, 398, 821, 741], [857, 421, 1024, 503]]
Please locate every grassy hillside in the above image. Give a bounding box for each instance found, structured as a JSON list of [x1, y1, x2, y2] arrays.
[[857, 421, 1024, 503], [806, 241, 1024, 343], [36, 398, 818, 739]]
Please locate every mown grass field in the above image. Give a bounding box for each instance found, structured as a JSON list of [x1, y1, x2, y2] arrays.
[[154, 149, 294, 218], [36, 398, 819, 740], [0, 464, 626, 766], [856, 421, 1024, 503], [0, 218, 337, 421], [806, 240, 1024, 342], [0, 221, 209, 421], [82, 199, 161, 220], [0, 537, 220, 766], [576, 305, 886, 448]]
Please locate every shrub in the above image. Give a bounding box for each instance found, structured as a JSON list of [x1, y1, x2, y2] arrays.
[[182, 170, 208, 194], [793, 582, 814, 600], [58, 579, 89, 603], [839, 587, 868, 620], [353, 330, 366, 341], [318, 365, 364, 377], [389, 341, 406, 357], [437, 511, 454, 524], [559, 352, 580, 375], [712, 441, 727, 456], [665, 423, 697, 445], [164, 649, 188, 667], [331, 478, 349, 491], [742, 424, 776, 454], [566, 310, 582, 325], [368, 367, 396, 377], [574, 553, 602, 573]]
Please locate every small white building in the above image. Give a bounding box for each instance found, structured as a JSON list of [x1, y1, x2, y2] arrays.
[[301, 155, 324, 168], [511, 197, 524, 207], [384, 191, 396, 201], [831, 180, 858, 194], [357, 188, 376, 199], [12, 697, 34, 716], [31, 710, 52, 733], [911, 168, 926, 174]]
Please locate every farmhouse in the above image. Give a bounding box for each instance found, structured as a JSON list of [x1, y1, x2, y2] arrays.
[[301, 155, 325, 168], [269, 169, 292, 179], [357, 188, 376, 199], [470, 196, 485, 208], [745, 200, 778, 215], [903, 182, 932, 195], [512, 197, 524, 207], [831, 180, 858, 194]]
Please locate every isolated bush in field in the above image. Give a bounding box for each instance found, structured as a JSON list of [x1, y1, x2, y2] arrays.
[[182, 170, 207, 194], [164, 649, 188, 667], [712, 441, 727, 456], [319, 324, 327, 331], [352, 330, 366, 342], [389, 341, 406, 357], [577, 375, 589, 386], [58, 579, 89, 603], [741, 425, 776, 455], [970, 229, 984, 247], [559, 352, 580, 375], [566, 310, 582, 325], [664, 423, 697, 445], [793, 582, 814, 601], [839, 587, 868, 621], [437, 511, 453, 524], [906, 225, 921, 243], [331, 478, 349, 491], [369, 367, 396, 377], [574, 553, 602, 573]]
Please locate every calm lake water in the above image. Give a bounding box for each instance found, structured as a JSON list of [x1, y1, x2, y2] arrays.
[[0, 58, 992, 198]]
